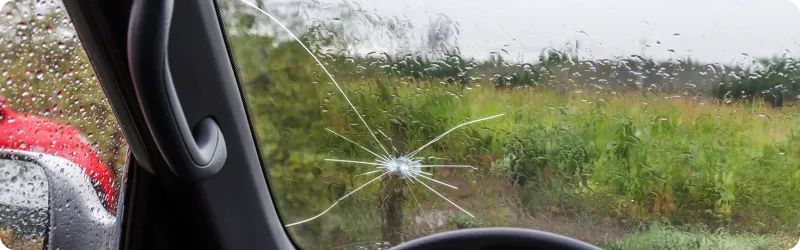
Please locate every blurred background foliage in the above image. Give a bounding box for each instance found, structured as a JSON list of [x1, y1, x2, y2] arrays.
[[0, 1, 127, 176], [220, 0, 800, 249], [0, 0, 795, 248], [0, 1, 128, 249], [0, 0, 795, 249]]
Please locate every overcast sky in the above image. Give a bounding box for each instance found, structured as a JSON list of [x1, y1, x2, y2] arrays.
[[301, 0, 800, 65]]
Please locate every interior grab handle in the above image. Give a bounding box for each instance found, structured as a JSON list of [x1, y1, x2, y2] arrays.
[[127, 0, 226, 181]]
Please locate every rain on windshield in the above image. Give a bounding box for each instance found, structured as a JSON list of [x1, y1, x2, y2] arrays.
[[221, 0, 800, 249]]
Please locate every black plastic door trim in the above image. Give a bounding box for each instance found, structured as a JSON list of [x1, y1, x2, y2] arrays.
[[128, 0, 227, 181], [65, 0, 295, 249]]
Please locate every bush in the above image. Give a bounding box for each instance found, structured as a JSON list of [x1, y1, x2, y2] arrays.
[[449, 214, 488, 229], [606, 226, 782, 250]]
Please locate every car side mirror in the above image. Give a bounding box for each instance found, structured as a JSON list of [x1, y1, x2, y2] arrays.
[[0, 149, 117, 249]]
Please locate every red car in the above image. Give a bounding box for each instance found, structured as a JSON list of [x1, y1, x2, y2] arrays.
[[0, 96, 117, 212]]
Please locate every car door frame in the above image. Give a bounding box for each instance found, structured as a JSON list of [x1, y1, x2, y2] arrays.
[[63, 1, 294, 249]]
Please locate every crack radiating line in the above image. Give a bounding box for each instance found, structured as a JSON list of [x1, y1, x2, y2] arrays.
[[325, 128, 389, 162], [241, 0, 500, 230], [377, 129, 399, 154], [241, 0, 391, 156], [286, 171, 391, 227], [404, 180, 434, 230], [408, 113, 506, 158], [325, 159, 385, 166], [408, 169, 433, 176], [410, 175, 474, 217], [416, 174, 458, 189], [420, 165, 477, 169], [415, 156, 450, 162], [355, 170, 383, 177]]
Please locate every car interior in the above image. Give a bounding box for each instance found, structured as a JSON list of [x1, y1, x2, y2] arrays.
[[1, 0, 799, 249], [74, 0, 598, 248]]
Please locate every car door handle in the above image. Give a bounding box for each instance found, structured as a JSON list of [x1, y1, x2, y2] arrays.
[[127, 0, 226, 181]]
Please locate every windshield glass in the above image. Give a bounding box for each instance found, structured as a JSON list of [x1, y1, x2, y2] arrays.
[[220, 0, 800, 248]]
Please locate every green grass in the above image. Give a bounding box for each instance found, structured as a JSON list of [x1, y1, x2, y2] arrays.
[[607, 231, 781, 250], [226, 28, 800, 249], [605, 223, 787, 250], [243, 73, 800, 248], [4, 2, 798, 249]]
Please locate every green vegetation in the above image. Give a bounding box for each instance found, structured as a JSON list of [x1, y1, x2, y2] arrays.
[[3, 0, 799, 249], [227, 28, 800, 249], [606, 229, 782, 250], [221, 3, 800, 249], [449, 214, 489, 229], [714, 58, 800, 107]]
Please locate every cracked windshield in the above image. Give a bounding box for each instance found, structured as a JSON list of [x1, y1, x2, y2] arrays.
[[221, 0, 800, 249]]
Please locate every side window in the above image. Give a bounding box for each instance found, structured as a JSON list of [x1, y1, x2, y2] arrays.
[[0, 1, 127, 249]]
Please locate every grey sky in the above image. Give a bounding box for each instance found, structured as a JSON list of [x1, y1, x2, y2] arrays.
[[309, 0, 800, 64]]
